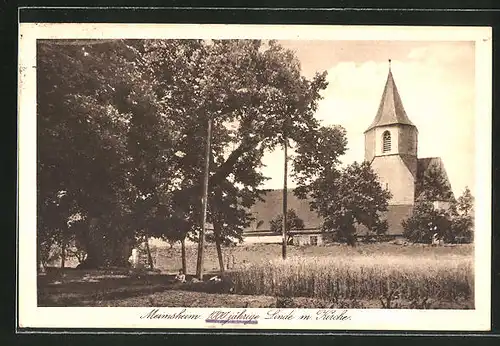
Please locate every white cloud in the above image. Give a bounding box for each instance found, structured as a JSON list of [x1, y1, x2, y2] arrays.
[[260, 52, 475, 198]]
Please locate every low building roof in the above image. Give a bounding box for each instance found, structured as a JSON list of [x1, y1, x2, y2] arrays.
[[247, 189, 413, 236]]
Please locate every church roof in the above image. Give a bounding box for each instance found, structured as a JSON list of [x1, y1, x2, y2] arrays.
[[417, 157, 444, 174], [416, 157, 455, 201], [355, 204, 413, 236], [246, 189, 410, 236], [248, 189, 322, 231], [365, 63, 416, 132]]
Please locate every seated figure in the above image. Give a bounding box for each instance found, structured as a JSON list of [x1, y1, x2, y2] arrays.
[[128, 248, 140, 269], [175, 269, 186, 283]]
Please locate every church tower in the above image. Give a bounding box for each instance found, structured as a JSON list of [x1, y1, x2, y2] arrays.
[[365, 61, 419, 205]]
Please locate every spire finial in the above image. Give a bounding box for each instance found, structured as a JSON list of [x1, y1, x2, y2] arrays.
[[388, 59, 392, 71]]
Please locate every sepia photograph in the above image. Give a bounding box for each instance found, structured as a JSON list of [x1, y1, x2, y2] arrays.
[[18, 23, 491, 330]]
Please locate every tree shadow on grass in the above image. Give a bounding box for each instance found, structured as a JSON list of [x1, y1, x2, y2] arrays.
[[39, 270, 177, 306], [37, 268, 233, 306], [180, 276, 235, 295]]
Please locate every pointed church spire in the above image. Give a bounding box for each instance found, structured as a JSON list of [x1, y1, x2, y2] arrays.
[[365, 60, 416, 132]]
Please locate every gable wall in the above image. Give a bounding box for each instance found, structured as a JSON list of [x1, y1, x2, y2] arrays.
[[371, 155, 415, 205]]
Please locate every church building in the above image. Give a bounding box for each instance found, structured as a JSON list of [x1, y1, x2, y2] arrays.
[[246, 61, 453, 241], [363, 60, 453, 235]]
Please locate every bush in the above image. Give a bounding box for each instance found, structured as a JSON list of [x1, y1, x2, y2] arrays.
[[38, 241, 62, 268], [451, 215, 473, 243], [275, 295, 296, 308], [402, 200, 453, 243], [402, 194, 474, 244], [270, 209, 305, 244]]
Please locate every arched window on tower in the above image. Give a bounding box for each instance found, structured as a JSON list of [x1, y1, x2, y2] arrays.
[[382, 131, 391, 153]]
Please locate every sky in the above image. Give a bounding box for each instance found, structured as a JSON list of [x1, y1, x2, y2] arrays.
[[257, 40, 476, 198]]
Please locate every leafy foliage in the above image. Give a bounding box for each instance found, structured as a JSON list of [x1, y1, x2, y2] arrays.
[[296, 161, 392, 246], [292, 125, 348, 188], [456, 186, 474, 216], [402, 187, 474, 244], [450, 187, 474, 243], [37, 40, 142, 267], [402, 198, 453, 243], [269, 209, 306, 243], [37, 39, 330, 268]]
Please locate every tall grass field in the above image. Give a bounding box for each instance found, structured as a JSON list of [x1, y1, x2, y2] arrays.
[[229, 255, 472, 306], [156, 243, 474, 308]]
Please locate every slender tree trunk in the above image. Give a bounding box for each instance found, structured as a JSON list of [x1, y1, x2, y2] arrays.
[[60, 228, 67, 269], [212, 188, 225, 273], [282, 135, 288, 260], [215, 238, 224, 273], [144, 234, 154, 269], [181, 238, 187, 274], [214, 225, 225, 273], [196, 118, 212, 280], [61, 239, 66, 269]]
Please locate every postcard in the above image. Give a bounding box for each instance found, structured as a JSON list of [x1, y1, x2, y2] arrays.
[[18, 22, 492, 331]]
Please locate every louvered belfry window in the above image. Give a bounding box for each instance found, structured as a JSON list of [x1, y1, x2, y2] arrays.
[[382, 131, 391, 153]]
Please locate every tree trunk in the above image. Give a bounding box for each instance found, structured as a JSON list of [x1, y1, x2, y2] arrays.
[[215, 234, 225, 273], [282, 137, 288, 260], [78, 249, 103, 269], [77, 218, 105, 269], [346, 228, 357, 247], [144, 234, 154, 269], [60, 225, 69, 269], [213, 220, 225, 273], [208, 136, 260, 187], [60, 236, 66, 269], [212, 187, 225, 273], [179, 136, 261, 202], [181, 238, 187, 274], [76, 220, 132, 269]]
